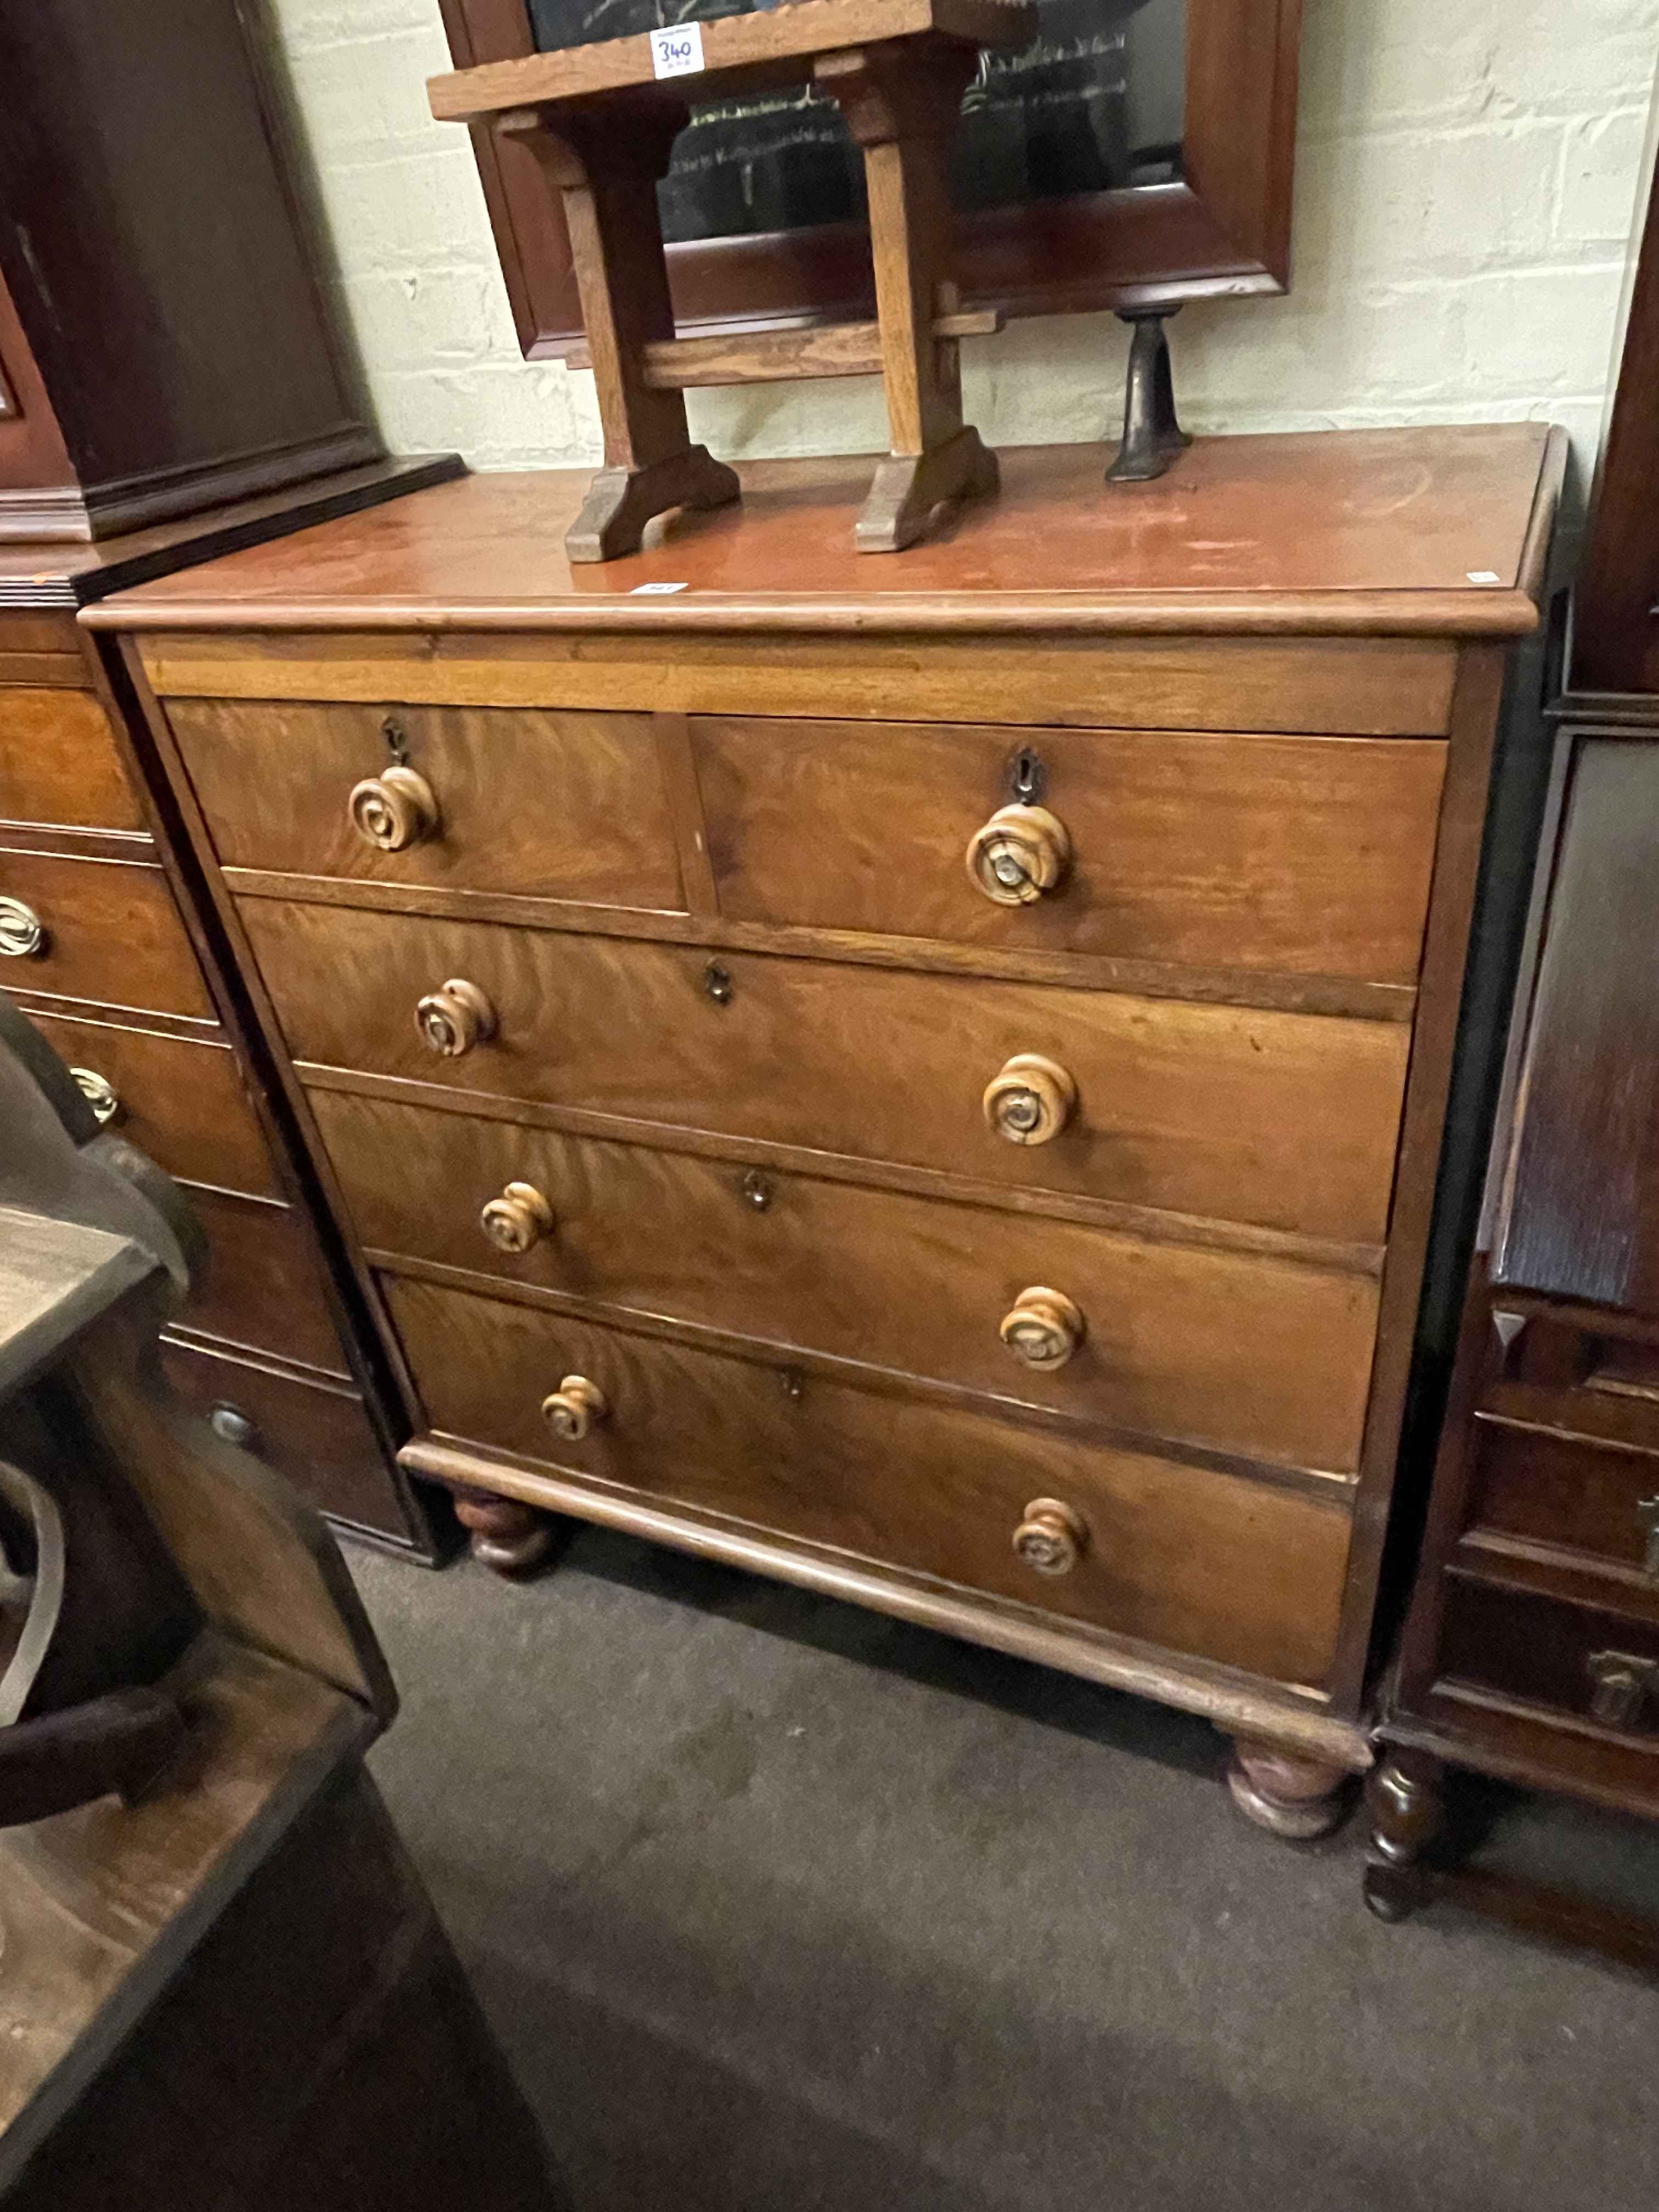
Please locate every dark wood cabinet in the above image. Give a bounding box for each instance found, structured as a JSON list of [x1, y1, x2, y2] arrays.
[[0, 0, 382, 540]]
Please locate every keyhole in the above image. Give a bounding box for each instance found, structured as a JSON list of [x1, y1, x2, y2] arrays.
[[1010, 747, 1046, 804], [703, 960, 733, 1006], [381, 713, 410, 764]]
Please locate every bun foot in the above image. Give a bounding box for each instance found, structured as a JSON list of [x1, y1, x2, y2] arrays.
[[1226, 1736, 1353, 1839], [450, 1488, 560, 1578]]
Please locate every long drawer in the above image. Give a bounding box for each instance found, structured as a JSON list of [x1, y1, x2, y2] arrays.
[[166, 697, 686, 910], [318, 1088, 1380, 1474], [158, 1335, 415, 1545], [245, 900, 1409, 1245], [694, 716, 1447, 984], [0, 685, 143, 833], [0, 845, 213, 1018], [18, 1008, 278, 1197], [388, 1274, 1352, 1687], [177, 1186, 351, 1378], [1438, 1575, 1659, 1747]]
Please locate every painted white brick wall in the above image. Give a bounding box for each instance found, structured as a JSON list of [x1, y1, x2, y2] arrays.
[[265, 0, 1659, 476]]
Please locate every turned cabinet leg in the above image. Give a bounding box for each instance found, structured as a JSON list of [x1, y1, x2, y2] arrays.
[[1225, 1735, 1354, 1840], [1362, 1747, 1446, 1922], [450, 1488, 560, 1578]]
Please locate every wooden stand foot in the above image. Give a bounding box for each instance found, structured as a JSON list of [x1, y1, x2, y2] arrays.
[[1362, 1748, 1444, 1922], [1226, 1736, 1353, 1839], [450, 1489, 558, 1579], [856, 425, 1000, 553], [566, 444, 741, 564]]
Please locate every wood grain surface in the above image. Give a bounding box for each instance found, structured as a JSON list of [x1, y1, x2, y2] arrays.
[[388, 1272, 1351, 1685], [0, 685, 142, 832], [240, 896, 1408, 1244], [166, 695, 686, 911], [0, 844, 213, 1017], [323, 1087, 1381, 1473], [175, 1187, 349, 1377], [695, 714, 1446, 982]]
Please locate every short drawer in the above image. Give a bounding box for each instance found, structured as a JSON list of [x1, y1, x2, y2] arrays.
[[158, 1335, 414, 1545], [0, 686, 143, 833], [244, 899, 1410, 1245], [693, 717, 1447, 986], [19, 1009, 278, 1197], [1438, 1576, 1659, 1745], [319, 1088, 1380, 1475], [1463, 1414, 1659, 1588], [166, 697, 686, 911], [388, 1274, 1352, 1688], [0, 845, 212, 1018], [177, 1187, 350, 1377]]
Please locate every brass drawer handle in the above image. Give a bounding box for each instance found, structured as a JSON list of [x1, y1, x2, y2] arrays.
[[70, 1068, 121, 1127], [1012, 1497, 1089, 1576], [0, 894, 47, 958], [209, 1402, 259, 1451], [416, 978, 496, 1058], [541, 1375, 607, 1442], [1000, 1286, 1085, 1370], [1586, 1649, 1659, 1729], [1639, 1495, 1659, 1579], [983, 1054, 1076, 1146], [966, 803, 1071, 907], [348, 764, 440, 851], [480, 1181, 554, 1255]]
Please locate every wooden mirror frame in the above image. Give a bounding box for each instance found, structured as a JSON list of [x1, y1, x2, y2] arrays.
[[437, 0, 1303, 356]]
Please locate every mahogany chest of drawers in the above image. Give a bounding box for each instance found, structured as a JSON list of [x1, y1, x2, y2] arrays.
[[1, 464, 459, 1558], [91, 427, 1561, 1827]]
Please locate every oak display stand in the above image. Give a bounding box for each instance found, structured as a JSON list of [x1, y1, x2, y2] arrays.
[[428, 0, 1036, 557]]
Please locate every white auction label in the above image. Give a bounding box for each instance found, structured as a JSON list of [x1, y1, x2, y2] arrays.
[[630, 580, 689, 594], [650, 21, 706, 77]]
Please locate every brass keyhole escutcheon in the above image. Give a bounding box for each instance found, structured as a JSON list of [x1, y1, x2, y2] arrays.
[[741, 1170, 774, 1212], [416, 978, 496, 1058], [703, 960, 734, 1006], [348, 763, 440, 851], [983, 1054, 1077, 1147], [1012, 1498, 1088, 1577], [0, 895, 47, 959], [541, 1375, 608, 1442], [480, 1181, 554, 1255], [70, 1068, 121, 1127], [966, 804, 1071, 907], [1000, 1286, 1085, 1370]]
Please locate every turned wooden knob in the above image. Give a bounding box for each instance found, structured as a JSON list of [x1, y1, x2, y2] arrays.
[[347, 763, 439, 851], [479, 1181, 554, 1255], [541, 1375, 608, 1442], [1012, 1497, 1088, 1576], [1000, 1286, 1085, 1370], [966, 804, 1071, 906], [983, 1054, 1076, 1146], [0, 894, 47, 958], [69, 1066, 122, 1127], [416, 978, 496, 1058]]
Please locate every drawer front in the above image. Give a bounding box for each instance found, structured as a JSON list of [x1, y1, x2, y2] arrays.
[[1464, 1414, 1659, 1588], [0, 846, 212, 1018], [0, 686, 143, 833], [388, 1275, 1352, 1687], [19, 1009, 278, 1197], [178, 1187, 350, 1377], [158, 1336, 413, 1544], [167, 697, 686, 911], [694, 718, 1447, 985], [245, 900, 1409, 1245], [1439, 1576, 1659, 1744], [319, 1089, 1380, 1474]]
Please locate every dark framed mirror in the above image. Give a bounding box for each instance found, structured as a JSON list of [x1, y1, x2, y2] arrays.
[[437, 0, 1302, 356]]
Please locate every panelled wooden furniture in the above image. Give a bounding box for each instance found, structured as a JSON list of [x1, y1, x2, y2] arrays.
[[90, 426, 1561, 1830], [1, 465, 462, 1559], [0, 0, 383, 540]]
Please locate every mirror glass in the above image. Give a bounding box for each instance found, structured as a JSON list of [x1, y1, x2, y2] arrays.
[[526, 0, 1187, 243]]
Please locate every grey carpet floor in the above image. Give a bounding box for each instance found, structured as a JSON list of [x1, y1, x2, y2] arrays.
[[351, 1531, 1659, 2212]]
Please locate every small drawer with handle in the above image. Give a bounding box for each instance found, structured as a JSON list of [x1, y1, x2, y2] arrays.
[[387, 1273, 1352, 1689], [165, 697, 687, 911], [1461, 1413, 1659, 1596], [1438, 1575, 1659, 1743], [0, 845, 213, 1018]]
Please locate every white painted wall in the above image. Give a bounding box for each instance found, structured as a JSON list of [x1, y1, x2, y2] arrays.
[[266, 0, 1659, 482]]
